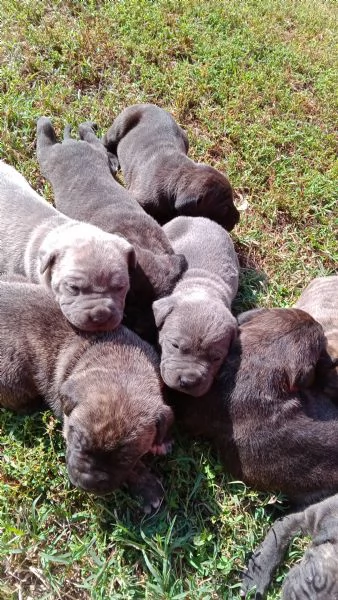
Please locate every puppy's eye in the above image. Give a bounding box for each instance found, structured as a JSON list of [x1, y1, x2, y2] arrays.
[[66, 284, 80, 295], [111, 284, 125, 292], [171, 341, 179, 349], [211, 355, 222, 363]]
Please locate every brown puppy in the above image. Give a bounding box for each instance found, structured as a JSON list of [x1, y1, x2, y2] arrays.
[[0, 279, 173, 511], [169, 308, 338, 503], [36, 118, 186, 342], [242, 493, 338, 599], [295, 275, 338, 399], [103, 104, 240, 230]]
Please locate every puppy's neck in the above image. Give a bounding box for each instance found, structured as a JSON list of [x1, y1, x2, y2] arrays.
[[175, 268, 233, 305]]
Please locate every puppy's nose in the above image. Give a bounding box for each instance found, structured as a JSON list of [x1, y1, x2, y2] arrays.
[[179, 374, 201, 389], [90, 306, 113, 324]]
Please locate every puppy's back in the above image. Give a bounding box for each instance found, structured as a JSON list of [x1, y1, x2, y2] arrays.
[[163, 216, 239, 284], [0, 161, 60, 274], [295, 276, 338, 331]]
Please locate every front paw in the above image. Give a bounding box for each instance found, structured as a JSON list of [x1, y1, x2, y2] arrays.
[[150, 439, 173, 456], [125, 461, 164, 514]]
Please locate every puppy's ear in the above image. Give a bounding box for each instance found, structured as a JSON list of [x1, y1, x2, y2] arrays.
[[290, 364, 316, 391], [60, 379, 78, 417], [154, 405, 174, 445], [127, 245, 137, 271], [39, 247, 59, 275], [152, 297, 175, 328], [174, 192, 198, 213], [237, 307, 268, 326]]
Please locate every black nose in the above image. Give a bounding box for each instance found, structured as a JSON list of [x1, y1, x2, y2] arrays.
[[179, 374, 200, 389], [90, 306, 113, 324]]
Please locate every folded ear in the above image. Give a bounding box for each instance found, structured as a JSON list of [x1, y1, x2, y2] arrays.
[[59, 378, 79, 417], [154, 405, 174, 445], [237, 307, 268, 326], [38, 246, 59, 275], [127, 245, 137, 271], [174, 193, 198, 213], [290, 363, 316, 391], [152, 296, 175, 328], [116, 237, 137, 271]]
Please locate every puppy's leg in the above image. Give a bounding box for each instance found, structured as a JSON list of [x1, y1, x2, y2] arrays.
[[241, 512, 304, 599], [125, 461, 164, 514]]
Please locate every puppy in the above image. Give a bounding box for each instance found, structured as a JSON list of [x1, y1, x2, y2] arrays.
[[0, 160, 135, 332], [36, 118, 186, 342], [169, 308, 338, 501], [0, 279, 173, 511], [153, 216, 239, 397], [295, 275, 338, 398], [103, 103, 240, 230], [242, 493, 338, 599]]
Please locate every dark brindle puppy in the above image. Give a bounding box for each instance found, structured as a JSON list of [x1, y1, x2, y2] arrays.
[[0, 279, 173, 511], [295, 275, 338, 399], [36, 118, 186, 342], [168, 308, 338, 502], [154, 216, 239, 397], [242, 493, 338, 599], [102, 103, 240, 230]]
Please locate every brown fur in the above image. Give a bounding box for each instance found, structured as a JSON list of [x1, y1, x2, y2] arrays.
[[0, 279, 173, 509], [168, 308, 338, 502], [103, 104, 240, 231]]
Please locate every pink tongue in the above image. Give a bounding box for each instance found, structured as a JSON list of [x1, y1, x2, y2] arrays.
[[150, 440, 173, 456]]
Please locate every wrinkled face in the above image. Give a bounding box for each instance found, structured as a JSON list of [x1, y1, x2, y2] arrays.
[[62, 388, 173, 495], [154, 296, 237, 397], [48, 239, 133, 332], [283, 543, 338, 600]]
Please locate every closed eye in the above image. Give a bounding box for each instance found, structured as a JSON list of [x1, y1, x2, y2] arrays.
[[65, 284, 80, 295], [171, 341, 179, 349], [210, 355, 222, 363]]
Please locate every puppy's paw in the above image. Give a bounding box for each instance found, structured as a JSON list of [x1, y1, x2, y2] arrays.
[[107, 151, 120, 175], [150, 439, 173, 456], [126, 462, 164, 514]]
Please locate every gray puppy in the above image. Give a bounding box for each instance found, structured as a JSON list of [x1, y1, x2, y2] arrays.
[[0, 160, 135, 332], [36, 118, 186, 342], [103, 103, 240, 231], [0, 279, 173, 511], [295, 275, 338, 398], [153, 216, 239, 397], [242, 494, 338, 599]]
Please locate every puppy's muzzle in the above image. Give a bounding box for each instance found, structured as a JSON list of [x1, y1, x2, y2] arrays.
[[179, 372, 202, 389], [66, 453, 124, 495], [90, 304, 115, 325]]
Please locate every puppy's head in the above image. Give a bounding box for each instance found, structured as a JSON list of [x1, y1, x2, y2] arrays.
[[60, 370, 173, 495], [153, 291, 237, 397], [39, 223, 136, 332], [237, 308, 326, 396], [282, 540, 338, 599], [175, 164, 240, 231]]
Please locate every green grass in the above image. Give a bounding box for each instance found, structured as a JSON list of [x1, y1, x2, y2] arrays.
[[0, 0, 337, 597]]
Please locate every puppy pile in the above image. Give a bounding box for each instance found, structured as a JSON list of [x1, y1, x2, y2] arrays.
[[0, 103, 337, 593]]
